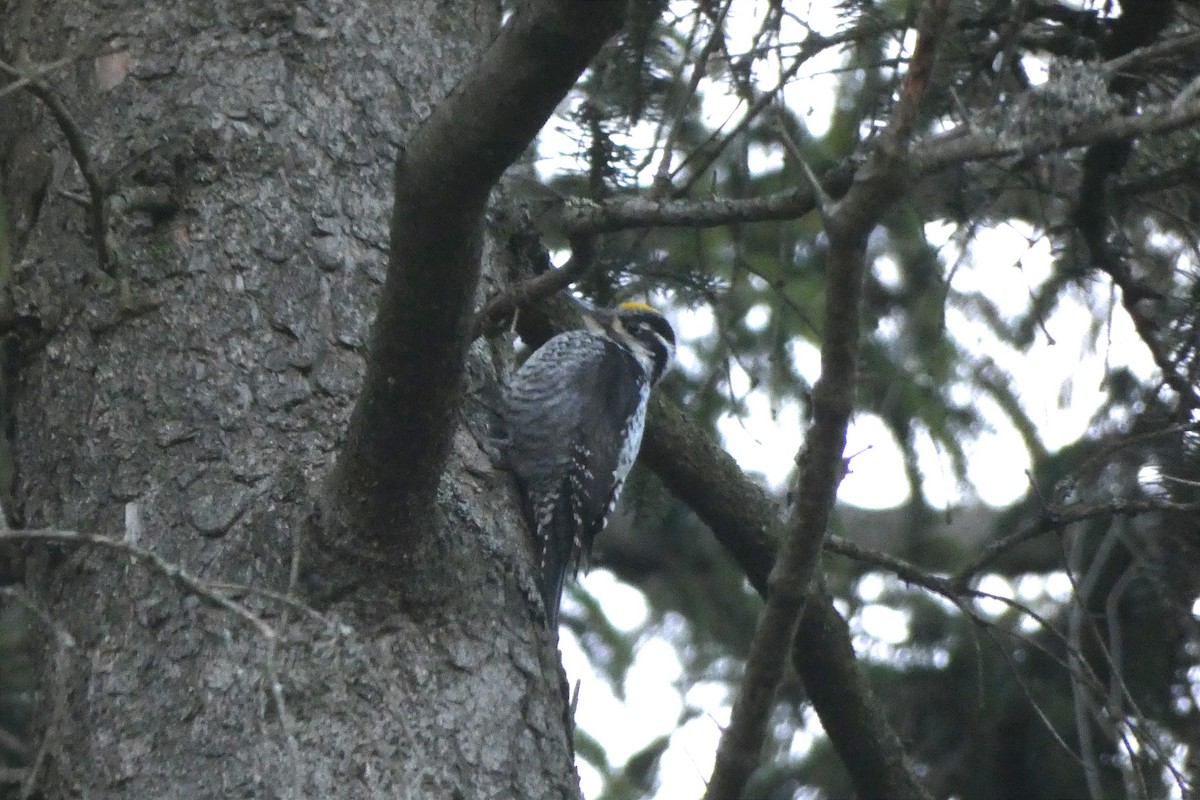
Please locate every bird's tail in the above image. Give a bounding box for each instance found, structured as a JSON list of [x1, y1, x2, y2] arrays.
[[536, 478, 580, 629]]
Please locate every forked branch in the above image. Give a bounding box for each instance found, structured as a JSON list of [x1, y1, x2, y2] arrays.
[[327, 0, 625, 544]]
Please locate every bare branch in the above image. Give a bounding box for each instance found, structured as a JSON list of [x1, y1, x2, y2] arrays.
[[472, 237, 595, 339], [1, 527, 272, 635], [1104, 30, 1200, 73], [0, 58, 113, 275], [703, 4, 950, 798], [552, 79, 1200, 238], [559, 183, 830, 234], [951, 497, 1200, 589], [915, 92, 1200, 176]]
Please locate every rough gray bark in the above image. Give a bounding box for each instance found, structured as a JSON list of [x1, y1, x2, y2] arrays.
[[3, 1, 581, 797]]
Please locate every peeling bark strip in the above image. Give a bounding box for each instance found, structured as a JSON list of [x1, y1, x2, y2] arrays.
[[328, 0, 626, 544]]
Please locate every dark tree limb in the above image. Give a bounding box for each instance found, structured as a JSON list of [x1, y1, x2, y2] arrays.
[[792, 597, 927, 798], [950, 496, 1200, 590], [327, 0, 625, 543], [699, 4, 949, 797], [639, 397, 778, 595]]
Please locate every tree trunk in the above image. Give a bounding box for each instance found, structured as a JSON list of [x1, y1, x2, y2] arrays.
[[4, 2, 577, 797]]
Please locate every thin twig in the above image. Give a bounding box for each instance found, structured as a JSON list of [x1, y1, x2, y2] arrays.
[[775, 117, 833, 210], [673, 17, 902, 196], [1067, 524, 1106, 800], [0, 58, 114, 275], [0, 587, 73, 800], [0, 55, 72, 101], [3, 527, 272, 634], [952, 497, 1200, 588], [651, 0, 734, 193], [472, 244, 595, 339], [272, 506, 307, 799], [207, 582, 337, 629]]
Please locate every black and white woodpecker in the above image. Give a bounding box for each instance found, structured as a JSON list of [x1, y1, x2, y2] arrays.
[[505, 302, 676, 628]]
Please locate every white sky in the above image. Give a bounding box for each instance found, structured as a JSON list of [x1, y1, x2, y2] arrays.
[[535, 3, 1163, 798], [708, 219, 1156, 510]]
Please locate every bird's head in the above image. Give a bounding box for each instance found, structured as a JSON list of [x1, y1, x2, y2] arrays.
[[585, 301, 676, 385]]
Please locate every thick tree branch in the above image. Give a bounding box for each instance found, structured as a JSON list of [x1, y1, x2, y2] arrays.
[[702, 5, 948, 798], [328, 0, 625, 542], [639, 398, 779, 595], [791, 597, 928, 798]]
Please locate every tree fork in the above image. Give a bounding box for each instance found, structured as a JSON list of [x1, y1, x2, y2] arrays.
[[326, 0, 626, 548]]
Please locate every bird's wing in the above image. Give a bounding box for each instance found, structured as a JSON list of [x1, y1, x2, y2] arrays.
[[505, 330, 648, 622]]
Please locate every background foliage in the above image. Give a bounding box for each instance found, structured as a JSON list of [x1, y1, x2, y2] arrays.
[[532, 1, 1200, 797]]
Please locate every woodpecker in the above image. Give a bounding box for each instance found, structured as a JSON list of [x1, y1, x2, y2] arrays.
[[505, 302, 676, 628]]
